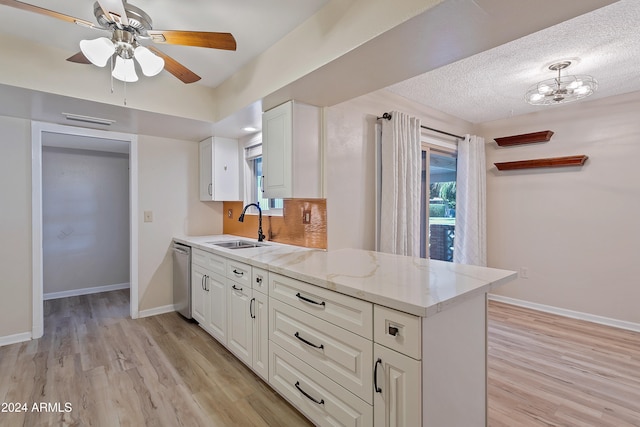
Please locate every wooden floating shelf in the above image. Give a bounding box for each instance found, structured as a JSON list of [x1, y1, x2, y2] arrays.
[[494, 130, 554, 146], [494, 155, 588, 171]]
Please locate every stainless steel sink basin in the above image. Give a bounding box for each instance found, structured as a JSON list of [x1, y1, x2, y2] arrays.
[[208, 240, 268, 249]]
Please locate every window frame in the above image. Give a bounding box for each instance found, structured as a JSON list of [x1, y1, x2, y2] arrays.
[[421, 134, 458, 260], [243, 138, 283, 216]]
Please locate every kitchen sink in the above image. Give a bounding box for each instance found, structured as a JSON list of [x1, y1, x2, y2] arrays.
[[208, 240, 269, 249]]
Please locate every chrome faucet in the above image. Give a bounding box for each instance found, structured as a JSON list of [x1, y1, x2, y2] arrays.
[[238, 203, 265, 242]]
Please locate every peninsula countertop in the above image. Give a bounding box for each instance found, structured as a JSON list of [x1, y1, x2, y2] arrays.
[[174, 234, 517, 317]]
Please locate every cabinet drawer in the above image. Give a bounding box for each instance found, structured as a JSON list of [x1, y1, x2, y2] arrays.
[[269, 273, 373, 339], [270, 298, 373, 404], [374, 305, 421, 360], [270, 342, 373, 427], [252, 267, 269, 294], [192, 248, 226, 276], [227, 259, 251, 287]]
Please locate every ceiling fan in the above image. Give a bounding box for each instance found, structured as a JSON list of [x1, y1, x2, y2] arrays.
[[0, 0, 237, 84]]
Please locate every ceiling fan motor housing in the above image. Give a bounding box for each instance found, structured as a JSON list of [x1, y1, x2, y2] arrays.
[[93, 1, 153, 36]]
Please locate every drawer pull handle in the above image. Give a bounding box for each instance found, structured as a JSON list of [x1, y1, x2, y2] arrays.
[[201, 275, 206, 291], [295, 381, 324, 405], [250, 298, 255, 319], [374, 358, 382, 393], [232, 269, 244, 277], [296, 293, 325, 307], [255, 276, 263, 285], [294, 332, 324, 350], [232, 284, 243, 292], [388, 326, 399, 336]]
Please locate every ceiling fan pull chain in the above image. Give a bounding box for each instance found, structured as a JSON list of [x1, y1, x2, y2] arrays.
[[110, 55, 114, 94], [124, 80, 127, 106]]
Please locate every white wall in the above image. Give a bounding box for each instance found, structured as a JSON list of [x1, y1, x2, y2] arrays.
[[42, 147, 129, 295], [0, 116, 32, 338], [325, 89, 473, 250], [137, 134, 222, 312], [479, 90, 640, 325]]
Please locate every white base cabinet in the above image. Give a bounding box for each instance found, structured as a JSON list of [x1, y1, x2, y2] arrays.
[[189, 247, 490, 427], [251, 288, 269, 381], [191, 249, 269, 381], [227, 279, 253, 365], [270, 342, 373, 427], [373, 344, 421, 427]]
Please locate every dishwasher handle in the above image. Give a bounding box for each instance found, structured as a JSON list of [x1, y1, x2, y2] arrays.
[[172, 244, 190, 256]]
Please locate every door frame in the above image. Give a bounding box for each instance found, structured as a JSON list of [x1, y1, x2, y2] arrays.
[[31, 121, 139, 338]]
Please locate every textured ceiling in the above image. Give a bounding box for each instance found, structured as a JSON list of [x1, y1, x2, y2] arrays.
[[386, 0, 640, 124], [0, 0, 328, 88]]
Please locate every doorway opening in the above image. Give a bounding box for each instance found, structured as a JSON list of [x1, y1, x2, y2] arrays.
[[31, 121, 139, 339]]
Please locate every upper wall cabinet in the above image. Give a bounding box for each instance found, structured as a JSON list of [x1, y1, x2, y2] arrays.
[[199, 137, 240, 201], [262, 100, 322, 199]]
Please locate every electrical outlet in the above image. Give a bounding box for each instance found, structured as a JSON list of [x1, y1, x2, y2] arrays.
[[519, 267, 529, 279], [227, 209, 233, 219], [302, 210, 311, 224], [144, 211, 153, 223]]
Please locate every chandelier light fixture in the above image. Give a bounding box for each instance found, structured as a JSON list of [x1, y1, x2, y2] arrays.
[[525, 61, 598, 105]]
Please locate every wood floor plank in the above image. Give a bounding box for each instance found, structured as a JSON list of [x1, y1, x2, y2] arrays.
[[488, 300, 640, 427]]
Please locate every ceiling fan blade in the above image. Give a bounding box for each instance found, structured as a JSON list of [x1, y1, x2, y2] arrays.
[[147, 46, 201, 84], [0, 0, 97, 28], [66, 51, 92, 64], [147, 30, 237, 51], [96, 0, 129, 26]]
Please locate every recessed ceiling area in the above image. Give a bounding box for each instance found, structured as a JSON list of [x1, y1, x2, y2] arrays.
[[386, 0, 640, 124]]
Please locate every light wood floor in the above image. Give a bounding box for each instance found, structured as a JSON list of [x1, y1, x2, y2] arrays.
[[0, 290, 311, 427], [1, 293, 639, 426], [488, 300, 640, 427]]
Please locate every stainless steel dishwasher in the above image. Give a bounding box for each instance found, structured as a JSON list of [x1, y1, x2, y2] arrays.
[[172, 242, 192, 319]]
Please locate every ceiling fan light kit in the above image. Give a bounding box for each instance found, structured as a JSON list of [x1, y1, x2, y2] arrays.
[[525, 61, 598, 106], [1, 0, 237, 86]]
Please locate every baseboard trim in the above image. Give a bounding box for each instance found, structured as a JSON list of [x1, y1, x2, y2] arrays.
[[44, 283, 130, 301], [0, 332, 32, 347], [138, 304, 175, 318], [488, 294, 640, 333]]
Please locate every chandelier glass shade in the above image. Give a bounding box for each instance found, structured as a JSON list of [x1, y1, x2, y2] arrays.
[[525, 61, 598, 105], [79, 32, 165, 82]]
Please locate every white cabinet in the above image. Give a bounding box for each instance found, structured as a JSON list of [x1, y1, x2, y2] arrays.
[[261, 100, 322, 199], [199, 136, 240, 201], [227, 279, 253, 365], [191, 264, 208, 325], [251, 288, 269, 381], [191, 249, 227, 344], [373, 344, 421, 427], [205, 273, 227, 345]]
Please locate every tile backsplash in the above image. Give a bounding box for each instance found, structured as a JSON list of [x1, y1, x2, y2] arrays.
[[223, 199, 327, 249]]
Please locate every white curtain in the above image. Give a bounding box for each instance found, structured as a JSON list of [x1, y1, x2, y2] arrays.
[[379, 111, 421, 256], [453, 134, 487, 266]]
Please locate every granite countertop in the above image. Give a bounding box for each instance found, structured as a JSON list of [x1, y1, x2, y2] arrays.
[[174, 234, 517, 317]]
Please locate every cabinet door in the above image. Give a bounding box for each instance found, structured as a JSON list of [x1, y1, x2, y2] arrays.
[[191, 264, 209, 325], [199, 139, 213, 201], [227, 280, 252, 365], [262, 101, 292, 199], [206, 273, 228, 345], [373, 344, 421, 427], [212, 137, 240, 201], [252, 290, 269, 381]]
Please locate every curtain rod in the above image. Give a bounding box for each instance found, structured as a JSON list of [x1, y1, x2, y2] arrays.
[[376, 112, 464, 140]]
